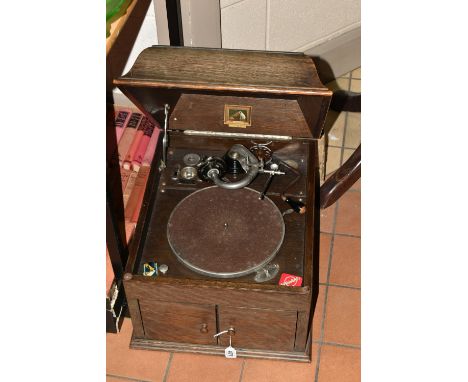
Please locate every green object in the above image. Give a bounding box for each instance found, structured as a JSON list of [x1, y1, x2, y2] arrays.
[[106, 0, 133, 37]]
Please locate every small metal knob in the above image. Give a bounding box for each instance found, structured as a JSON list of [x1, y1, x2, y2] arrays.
[[200, 323, 208, 333], [159, 264, 168, 274], [123, 273, 133, 281], [227, 327, 235, 336]]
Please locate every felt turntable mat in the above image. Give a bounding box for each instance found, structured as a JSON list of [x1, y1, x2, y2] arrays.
[[167, 186, 285, 278]]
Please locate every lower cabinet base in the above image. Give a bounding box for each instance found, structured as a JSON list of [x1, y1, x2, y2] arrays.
[[129, 333, 313, 362]]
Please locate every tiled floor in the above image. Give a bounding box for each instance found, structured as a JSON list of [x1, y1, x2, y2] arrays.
[[107, 69, 361, 382]]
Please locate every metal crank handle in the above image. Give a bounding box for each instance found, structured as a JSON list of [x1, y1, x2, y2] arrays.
[[281, 195, 306, 214], [213, 327, 236, 337]]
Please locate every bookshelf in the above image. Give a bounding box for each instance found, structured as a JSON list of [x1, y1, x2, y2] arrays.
[[106, 0, 152, 333]]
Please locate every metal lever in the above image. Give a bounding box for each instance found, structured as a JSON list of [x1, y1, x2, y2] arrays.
[[161, 104, 170, 169], [259, 174, 274, 200], [259, 163, 284, 200]]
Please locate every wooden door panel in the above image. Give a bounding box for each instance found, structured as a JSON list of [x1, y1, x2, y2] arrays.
[[218, 306, 297, 351], [139, 300, 217, 345]]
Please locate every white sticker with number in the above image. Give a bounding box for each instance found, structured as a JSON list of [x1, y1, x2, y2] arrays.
[[225, 345, 237, 359]]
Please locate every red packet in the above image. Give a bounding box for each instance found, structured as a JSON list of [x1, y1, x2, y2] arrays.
[[279, 273, 303, 287]]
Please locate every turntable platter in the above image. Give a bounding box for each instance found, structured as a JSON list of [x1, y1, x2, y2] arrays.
[[167, 186, 285, 278]]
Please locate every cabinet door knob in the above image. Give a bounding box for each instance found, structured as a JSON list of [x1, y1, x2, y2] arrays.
[[200, 323, 208, 333]]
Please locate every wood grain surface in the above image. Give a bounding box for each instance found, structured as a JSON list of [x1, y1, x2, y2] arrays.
[[140, 300, 217, 345], [115, 46, 330, 359], [130, 335, 312, 362], [116, 46, 331, 96], [170, 93, 313, 138], [217, 306, 297, 351]]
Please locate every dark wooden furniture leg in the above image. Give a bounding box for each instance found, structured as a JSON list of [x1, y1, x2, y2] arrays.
[[330, 90, 361, 113], [320, 90, 361, 209]]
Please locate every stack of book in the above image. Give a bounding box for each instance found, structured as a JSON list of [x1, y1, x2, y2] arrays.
[[106, 106, 160, 300], [115, 106, 161, 244]]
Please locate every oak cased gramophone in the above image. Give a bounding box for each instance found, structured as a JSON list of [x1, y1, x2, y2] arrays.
[[115, 46, 335, 362]]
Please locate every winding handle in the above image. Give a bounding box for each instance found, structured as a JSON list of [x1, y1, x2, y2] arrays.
[[320, 145, 360, 209]]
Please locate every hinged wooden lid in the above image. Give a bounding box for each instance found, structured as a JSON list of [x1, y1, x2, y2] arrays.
[[115, 46, 332, 139]]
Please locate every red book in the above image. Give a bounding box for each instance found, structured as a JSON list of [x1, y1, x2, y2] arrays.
[[114, 107, 132, 143], [123, 116, 147, 170], [125, 166, 150, 222], [118, 112, 142, 165], [120, 168, 133, 192], [142, 122, 161, 167], [123, 171, 138, 208], [125, 221, 136, 245], [131, 166, 151, 222], [131, 120, 159, 172]]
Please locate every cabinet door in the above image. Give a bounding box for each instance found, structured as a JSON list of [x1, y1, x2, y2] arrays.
[[139, 300, 217, 345], [218, 306, 297, 351]]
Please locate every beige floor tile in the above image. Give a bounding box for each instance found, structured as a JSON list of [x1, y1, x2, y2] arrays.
[[327, 77, 349, 92], [326, 111, 346, 147], [323, 286, 361, 346], [335, 190, 361, 236], [351, 178, 361, 191], [319, 233, 332, 284], [338, 71, 351, 79], [350, 78, 361, 92], [318, 345, 360, 382], [325, 147, 341, 175], [106, 318, 170, 381], [329, 235, 361, 288], [351, 67, 361, 79], [242, 344, 318, 382], [312, 285, 327, 341], [342, 148, 354, 164], [106, 376, 132, 382], [320, 203, 336, 234], [166, 353, 242, 382], [344, 112, 361, 149]]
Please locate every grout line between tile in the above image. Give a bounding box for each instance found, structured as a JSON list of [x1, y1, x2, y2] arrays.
[[162, 353, 173, 382], [312, 340, 361, 350], [329, 144, 359, 150], [238, 359, 246, 382], [340, 74, 352, 161], [265, 0, 270, 50], [319, 282, 360, 291], [313, 344, 321, 382], [333, 231, 361, 238], [315, 197, 340, 382], [106, 374, 150, 382], [322, 341, 361, 349], [343, 145, 361, 151]]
